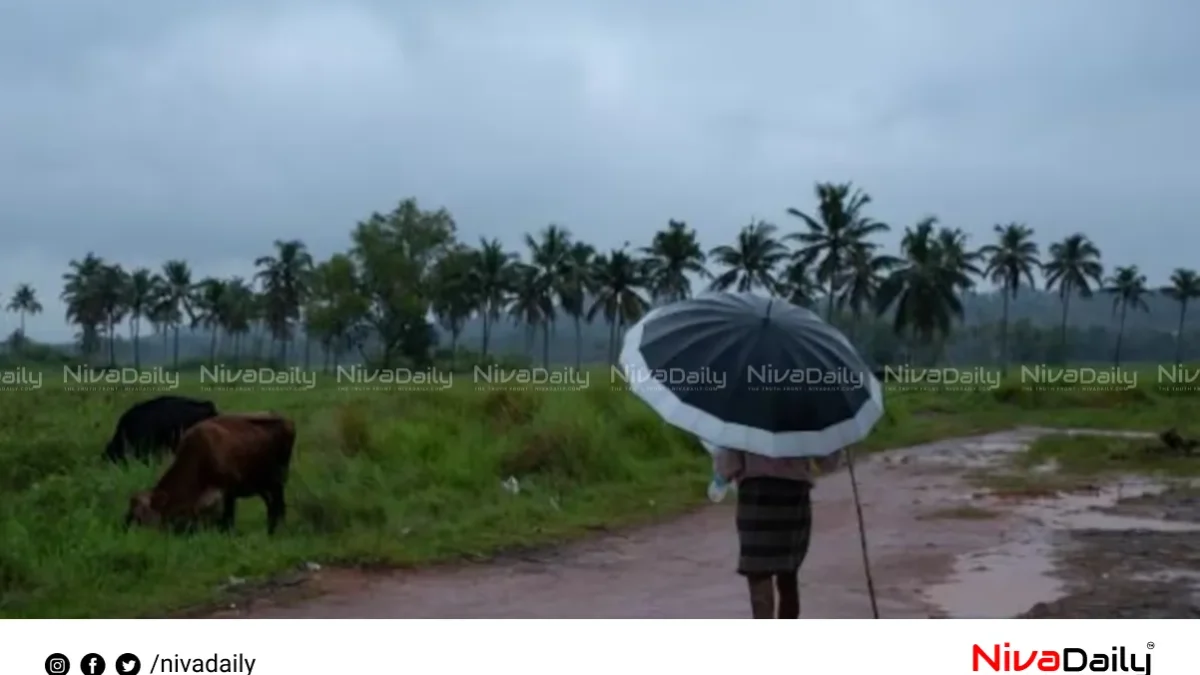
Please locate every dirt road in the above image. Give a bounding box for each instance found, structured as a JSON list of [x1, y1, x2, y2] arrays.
[[214, 427, 1200, 619]]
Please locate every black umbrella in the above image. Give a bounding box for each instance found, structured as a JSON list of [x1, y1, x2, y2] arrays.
[[618, 291, 884, 458], [618, 291, 886, 618]]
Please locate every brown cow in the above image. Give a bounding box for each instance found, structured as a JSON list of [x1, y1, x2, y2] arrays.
[[124, 412, 296, 534]]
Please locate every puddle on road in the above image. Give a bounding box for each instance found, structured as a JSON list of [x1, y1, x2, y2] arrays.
[[910, 429, 1194, 618], [1020, 481, 1200, 531], [923, 540, 1062, 618], [925, 477, 1195, 617]]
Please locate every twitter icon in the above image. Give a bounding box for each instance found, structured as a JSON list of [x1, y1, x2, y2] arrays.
[[114, 654, 141, 675]]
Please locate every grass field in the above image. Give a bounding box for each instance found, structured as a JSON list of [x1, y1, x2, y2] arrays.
[[1, 367, 1199, 618]]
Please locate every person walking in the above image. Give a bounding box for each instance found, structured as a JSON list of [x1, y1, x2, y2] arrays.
[[714, 447, 835, 619]]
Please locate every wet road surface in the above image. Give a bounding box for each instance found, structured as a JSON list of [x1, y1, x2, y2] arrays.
[[214, 427, 1195, 619]]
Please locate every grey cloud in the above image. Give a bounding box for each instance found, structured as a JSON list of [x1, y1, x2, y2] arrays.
[[1, 0, 1197, 340]]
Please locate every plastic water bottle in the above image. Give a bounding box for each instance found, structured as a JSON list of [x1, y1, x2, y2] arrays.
[[707, 474, 730, 503]]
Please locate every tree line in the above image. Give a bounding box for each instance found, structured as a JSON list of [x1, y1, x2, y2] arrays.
[[6, 182, 1199, 372]]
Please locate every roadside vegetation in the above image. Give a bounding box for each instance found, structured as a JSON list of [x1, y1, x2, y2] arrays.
[[0, 371, 1198, 618]]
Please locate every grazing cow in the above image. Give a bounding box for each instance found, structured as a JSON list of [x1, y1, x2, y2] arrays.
[[124, 412, 296, 534], [104, 395, 219, 463]]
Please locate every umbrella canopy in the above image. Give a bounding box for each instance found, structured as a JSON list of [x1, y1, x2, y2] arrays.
[[619, 291, 883, 458]]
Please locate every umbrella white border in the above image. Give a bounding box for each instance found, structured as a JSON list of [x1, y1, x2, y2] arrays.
[[619, 304, 885, 459]]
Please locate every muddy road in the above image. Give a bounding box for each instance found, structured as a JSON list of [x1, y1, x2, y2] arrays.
[[213, 427, 1200, 619]]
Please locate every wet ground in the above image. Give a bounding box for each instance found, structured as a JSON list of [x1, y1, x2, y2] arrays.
[[211, 427, 1200, 619], [1022, 488, 1200, 619]]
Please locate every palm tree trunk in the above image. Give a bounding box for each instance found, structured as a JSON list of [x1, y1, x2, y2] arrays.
[[1175, 301, 1187, 365], [607, 319, 618, 364], [108, 318, 117, 367], [1058, 289, 1071, 364], [542, 322, 550, 368], [133, 319, 141, 369], [999, 291, 1010, 375], [482, 311, 492, 359], [1114, 302, 1127, 366], [450, 330, 459, 369], [615, 315, 626, 363], [209, 328, 218, 365], [825, 282, 836, 321], [574, 316, 582, 369], [19, 311, 25, 336], [304, 335, 312, 369], [172, 325, 180, 368]]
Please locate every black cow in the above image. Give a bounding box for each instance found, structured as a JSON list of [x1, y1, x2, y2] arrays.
[[103, 395, 219, 463]]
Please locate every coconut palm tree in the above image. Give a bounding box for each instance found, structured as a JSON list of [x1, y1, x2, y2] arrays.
[[979, 223, 1041, 373], [778, 259, 820, 309], [708, 220, 789, 294], [588, 248, 650, 363], [1161, 268, 1200, 365], [642, 220, 708, 303], [61, 253, 108, 362], [524, 225, 572, 367], [192, 278, 231, 365], [933, 227, 982, 293], [560, 241, 597, 368], [94, 264, 128, 367], [146, 277, 176, 363], [160, 259, 195, 368], [6, 283, 43, 342], [508, 263, 551, 360], [837, 244, 900, 340], [1043, 234, 1104, 361], [430, 245, 478, 366], [787, 182, 890, 320], [255, 239, 313, 363], [123, 268, 156, 368], [469, 238, 518, 359], [223, 277, 259, 363], [875, 218, 968, 362], [1103, 265, 1149, 366]]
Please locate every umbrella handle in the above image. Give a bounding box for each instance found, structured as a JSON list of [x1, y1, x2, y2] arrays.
[[844, 446, 880, 619]]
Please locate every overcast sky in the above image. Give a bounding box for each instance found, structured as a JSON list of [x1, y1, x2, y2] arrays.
[[2, 1, 1196, 341]]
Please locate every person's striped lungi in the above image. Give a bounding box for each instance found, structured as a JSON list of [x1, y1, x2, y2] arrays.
[[735, 476, 813, 576]]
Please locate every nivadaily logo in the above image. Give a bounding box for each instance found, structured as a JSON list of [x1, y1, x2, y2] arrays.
[[973, 643, 1150, 674]]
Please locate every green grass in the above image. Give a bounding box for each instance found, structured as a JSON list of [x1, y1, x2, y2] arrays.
[[1015, 433, 1200, 478], [2, 368, 1200, 618], [972, 425, 1200, 496]]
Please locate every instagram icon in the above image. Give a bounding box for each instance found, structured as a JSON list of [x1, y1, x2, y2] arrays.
[[45, 653, 70, 675]]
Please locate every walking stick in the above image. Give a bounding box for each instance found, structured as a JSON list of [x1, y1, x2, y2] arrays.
[[843, 446, 879, 618]]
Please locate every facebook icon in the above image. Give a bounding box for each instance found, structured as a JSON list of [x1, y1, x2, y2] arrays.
[[80, 654, 106, 675]]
